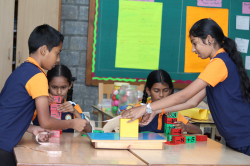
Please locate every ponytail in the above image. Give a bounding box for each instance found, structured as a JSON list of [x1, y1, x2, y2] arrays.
[[141, 87, 148, 104], [190, 19, 250, 102], [222, 37, 250, 102], [66, 77, 77, 101]]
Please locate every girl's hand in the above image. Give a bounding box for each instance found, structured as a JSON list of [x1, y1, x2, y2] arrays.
[[48, 94, 55, 104], [174, 121, 187, 132], [72, 118, 90, 132], [121, 105, 147, 122], [58, 101, 75, 113], [139, 111, 157, 126]]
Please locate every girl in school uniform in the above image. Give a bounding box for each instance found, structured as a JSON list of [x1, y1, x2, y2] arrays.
[[139, 69, 202, 134], [122, 18, 250, 156], [33, 65, 93, 133]]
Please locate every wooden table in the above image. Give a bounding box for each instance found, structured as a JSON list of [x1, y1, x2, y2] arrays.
[[14, 132, 146, 166], [130, 134, 250, 166], [190, 119, 217, 140], [92, 105, 117, 127]]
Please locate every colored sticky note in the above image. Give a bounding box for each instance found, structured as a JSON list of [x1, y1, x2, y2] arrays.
[[185, 7, 228, 73], [197, 0, 222, 7], [115, 0, 162, 70], [243, 2, 250, 14]]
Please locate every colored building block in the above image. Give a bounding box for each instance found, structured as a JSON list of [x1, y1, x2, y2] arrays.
[[93, 130, 104, 133], [166, 135, 179, 142], [164, 117, 177, 124], [196, 135, 207, 141], [120, 118, 139, 137], [51, 130, 60, 137], [164, 124, 176, 136], [171, 128, 182, 135], [50, 104, 61, 111], [53, 96, 62, 103], [51, 110, 61, 119], [167, 112, 178, 118], [185, 135, 196, 143], [171, 136, 186, 144]]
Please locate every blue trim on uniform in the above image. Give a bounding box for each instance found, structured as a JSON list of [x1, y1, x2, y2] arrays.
[[139, 114, 165, 133], [0, 62, 44, 153], [206, 52, 250, 149]]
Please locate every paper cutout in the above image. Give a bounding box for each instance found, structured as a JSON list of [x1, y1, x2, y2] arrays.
[[236, 15, 250, 30], [243, 2, 250, 14], [197, 0, 222, 7], [185, 6, 229, 73], [179, 108, 208, 120], [245, 56, 250, 70], [115, 0, 162, 70], [235, 37, 249, 53]]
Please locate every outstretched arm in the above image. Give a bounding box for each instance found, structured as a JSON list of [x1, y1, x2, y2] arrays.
[[122, 78, 208, 122], [139, 88, 206, 126]]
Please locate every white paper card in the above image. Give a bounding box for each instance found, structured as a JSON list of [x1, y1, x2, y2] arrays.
[[235, 38, 249, 53], [236, 15, 250, 30], [245, 56, 250, 70]]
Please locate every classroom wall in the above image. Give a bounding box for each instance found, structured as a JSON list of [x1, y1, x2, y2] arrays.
[[60, 0, 99, 121], [59, 0, 209, 123]]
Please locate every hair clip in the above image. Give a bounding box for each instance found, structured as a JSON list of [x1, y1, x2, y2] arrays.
[[208, 17, 211, 20], [222, 41, 224, 43]]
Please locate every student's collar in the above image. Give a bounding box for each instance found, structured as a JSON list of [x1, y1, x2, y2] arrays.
[[210, 48, 226, 61], [25, 57, 46, 76]]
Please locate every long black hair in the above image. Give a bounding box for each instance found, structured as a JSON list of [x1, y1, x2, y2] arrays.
[[141, 69, 173, 103], [47, 65, 76, 101], [189, 18, 250, 102]]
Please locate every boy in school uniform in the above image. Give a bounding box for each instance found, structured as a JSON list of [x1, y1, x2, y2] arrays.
[[0, 24, 89, 166]]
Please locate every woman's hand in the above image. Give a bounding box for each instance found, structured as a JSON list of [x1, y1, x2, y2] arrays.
[[173, 121, 187, 132], [121, 105, 147, 122], [58, 101, 75, 113]]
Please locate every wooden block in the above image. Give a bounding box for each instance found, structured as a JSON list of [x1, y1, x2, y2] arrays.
[[166, 135, 178, 142], [171, 128, 182, 135], [164, 124, 176, 136], [185, 135, 196, 143], [164, 117, 177, 124], [88, 133, 166, 150], [167, 112, 178, 118], [50, 104, 61, 111], [119, 118, 139, 137], [53, 96, 62, 103], [51, 130, 60, 137], [51, 110, 61, 119], [171, 136, 186, 144], [196, 135, 207, 141]]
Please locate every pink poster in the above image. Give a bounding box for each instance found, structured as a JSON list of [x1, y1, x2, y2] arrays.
[[243, 2, 250, 14], [131, 0, 154, 2], [197, 0, 222, 7]]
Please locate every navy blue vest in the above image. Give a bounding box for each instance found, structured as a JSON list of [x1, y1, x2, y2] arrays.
[[206, 52, 250, 148]]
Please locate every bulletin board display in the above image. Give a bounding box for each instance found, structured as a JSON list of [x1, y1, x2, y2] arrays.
[[86, 0, 250, 88]]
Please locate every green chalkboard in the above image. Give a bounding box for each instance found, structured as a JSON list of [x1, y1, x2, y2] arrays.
[[86, 0, 250, 88]]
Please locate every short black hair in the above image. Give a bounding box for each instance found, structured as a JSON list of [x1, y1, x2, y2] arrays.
[[28, 24, 64, 54]]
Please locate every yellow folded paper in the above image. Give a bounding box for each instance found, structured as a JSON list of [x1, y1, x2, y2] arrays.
[[179, 108, 208, 120]]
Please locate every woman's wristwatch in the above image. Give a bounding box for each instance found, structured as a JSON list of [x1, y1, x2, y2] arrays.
[[146, 103, 153, 114]]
